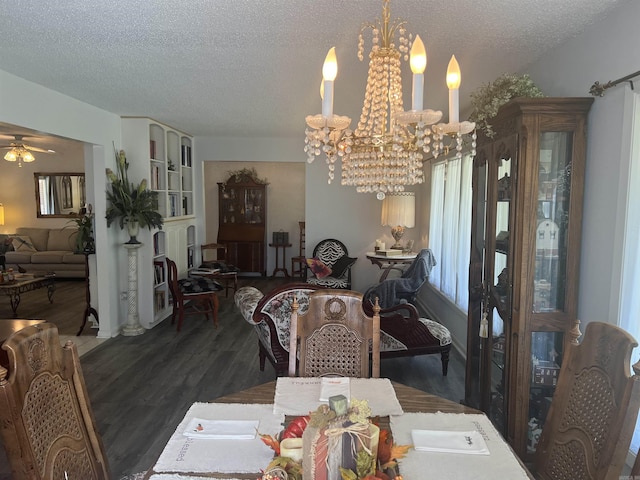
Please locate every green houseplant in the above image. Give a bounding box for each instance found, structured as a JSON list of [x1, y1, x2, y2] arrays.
[[469, 73, 544, 138], [106, 149, 163, 243], [69, 206, 95, 253]]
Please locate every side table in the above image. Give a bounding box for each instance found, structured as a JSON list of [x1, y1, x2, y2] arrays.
[[269, 243, 291, 278], [366, 251, 417, 281], [77, 252, 99, 336]]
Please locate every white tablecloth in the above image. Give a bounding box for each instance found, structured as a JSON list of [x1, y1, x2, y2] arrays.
[[391, 412, 530, 479], [274, 377, 404, 416], [152, 403, 283, 474]]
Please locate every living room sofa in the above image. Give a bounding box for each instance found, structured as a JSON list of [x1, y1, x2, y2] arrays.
[[1, 227, 85, 278], [235, 282, 452, 377]]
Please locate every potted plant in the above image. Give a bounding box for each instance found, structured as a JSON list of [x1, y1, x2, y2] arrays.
[[469, 73, 544, 139], [70, 206, 95, 253], [106, 149, 163, 243]]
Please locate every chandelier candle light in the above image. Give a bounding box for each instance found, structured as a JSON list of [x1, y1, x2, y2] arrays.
[[304, 0, 476, 198]]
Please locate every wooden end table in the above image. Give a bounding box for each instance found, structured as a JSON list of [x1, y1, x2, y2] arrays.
[[269, 243, 291, 278], [366, 251, 417, 281]]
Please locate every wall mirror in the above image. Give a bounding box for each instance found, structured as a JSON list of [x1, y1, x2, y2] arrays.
[[34, 172, 86, 218]]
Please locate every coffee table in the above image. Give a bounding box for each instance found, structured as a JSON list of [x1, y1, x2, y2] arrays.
[[0, 274, 55, 317]]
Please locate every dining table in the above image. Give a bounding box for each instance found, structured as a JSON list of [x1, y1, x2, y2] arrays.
[[143, 379, 534, 479]]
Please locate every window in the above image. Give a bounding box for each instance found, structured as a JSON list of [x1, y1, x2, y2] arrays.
[[618, 90, 640, 456], [428, 151, 473, 311]]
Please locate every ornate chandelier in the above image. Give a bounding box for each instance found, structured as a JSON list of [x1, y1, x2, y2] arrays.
[[304, 0, 476, 198]]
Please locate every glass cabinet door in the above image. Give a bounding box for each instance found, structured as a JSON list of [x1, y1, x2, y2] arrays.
[[526, 131, 573, 453], [465, 151, 489, 411], [534, 132, 573, 313], [488, 147, 513, 434]]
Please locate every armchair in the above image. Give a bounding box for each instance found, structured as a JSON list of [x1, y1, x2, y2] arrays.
[[364, 248, 436, 309], [306, 238, 357, 289]]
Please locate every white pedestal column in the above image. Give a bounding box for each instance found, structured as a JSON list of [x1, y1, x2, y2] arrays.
[[122, 242, 145, 336]]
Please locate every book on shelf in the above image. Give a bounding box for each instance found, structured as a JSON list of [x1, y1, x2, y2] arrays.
[[169, 193, 178, 217], [181, 145, 192, 167], [154, 290, 166, 312], [150, 164, 159, 190], [153, 261, 165, 285]]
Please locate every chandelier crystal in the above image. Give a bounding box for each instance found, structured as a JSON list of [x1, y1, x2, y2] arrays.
[[304, 0, 476, 197]]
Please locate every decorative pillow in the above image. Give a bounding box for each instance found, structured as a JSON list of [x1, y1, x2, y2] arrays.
[[306, 258, 332, 279], [331, 255, 357, 278], [12, 235, 37, 252]]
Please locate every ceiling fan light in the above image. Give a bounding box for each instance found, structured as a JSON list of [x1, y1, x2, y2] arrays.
[[4, 150, 17, 162], [23, 151, 35, 162]]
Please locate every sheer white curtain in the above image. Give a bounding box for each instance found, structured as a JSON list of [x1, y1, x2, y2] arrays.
[[618, 91, 640, 454], [457, 157, 472, 310], [429, 152, 473, 311], [441, 159, 461, 299], [429, 162, 445, 291]]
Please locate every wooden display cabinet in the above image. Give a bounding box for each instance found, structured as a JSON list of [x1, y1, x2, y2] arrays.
[[464, 97, 593, 459], [217, 172, 268, 275]]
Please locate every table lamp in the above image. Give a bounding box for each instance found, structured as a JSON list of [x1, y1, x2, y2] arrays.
[[381, 192, 415, 249]]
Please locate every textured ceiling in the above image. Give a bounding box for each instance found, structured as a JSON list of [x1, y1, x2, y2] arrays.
[[0, 0, 623, 141]]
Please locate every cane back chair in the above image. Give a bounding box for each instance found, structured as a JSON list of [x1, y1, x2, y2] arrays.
[[306, 238, 357, 289], [534, 321, 640, 480], [0, 322, 110, 480], [288, 289, 381, 378]]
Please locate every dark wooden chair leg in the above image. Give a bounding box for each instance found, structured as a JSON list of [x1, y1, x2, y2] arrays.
[[259, 342, 267, 371], [211, 293, 219, 327], [441, 347, 450, 376]]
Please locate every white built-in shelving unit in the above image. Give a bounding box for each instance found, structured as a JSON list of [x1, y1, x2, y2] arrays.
[[121, 117, 197, 327]]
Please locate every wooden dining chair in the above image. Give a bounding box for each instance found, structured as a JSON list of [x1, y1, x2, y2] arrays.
[[166, 257, 222, 332], [534, 321, 640, 480], [288, 289, 381, 378], [0, 322, 110, 480]]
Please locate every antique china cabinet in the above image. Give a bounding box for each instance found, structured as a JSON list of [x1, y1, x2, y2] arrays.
[[217, 172, 267, 275], [464, 97, 593, 459]]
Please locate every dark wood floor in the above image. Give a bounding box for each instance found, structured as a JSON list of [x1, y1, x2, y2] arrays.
[[0, 276, 466, 479]]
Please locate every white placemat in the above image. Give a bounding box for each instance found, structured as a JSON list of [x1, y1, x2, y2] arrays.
[[391, 412, 530, 479], [274, 377, 403, 416], [153, 403, 283, 474], [149, 476, 242, 480]]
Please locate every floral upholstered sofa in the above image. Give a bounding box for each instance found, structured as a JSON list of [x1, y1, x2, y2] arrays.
[[235, 283, 452, 377]]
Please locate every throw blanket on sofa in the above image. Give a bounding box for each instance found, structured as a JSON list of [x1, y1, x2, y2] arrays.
[[365, 248, 437, 309]]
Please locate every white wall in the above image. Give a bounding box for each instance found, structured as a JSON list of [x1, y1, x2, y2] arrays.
[[525, 0, 640, 329], [0, 69, 123, 338]]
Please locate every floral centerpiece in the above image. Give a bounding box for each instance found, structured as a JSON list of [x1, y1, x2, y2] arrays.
[[259, 398, 410, 480], [106, 149, 163, 243], [469, 73, 544, 138]]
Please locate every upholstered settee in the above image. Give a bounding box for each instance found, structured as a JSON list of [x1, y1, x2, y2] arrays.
[[1, 227, 85, 278], [235, 283, 452, 376]]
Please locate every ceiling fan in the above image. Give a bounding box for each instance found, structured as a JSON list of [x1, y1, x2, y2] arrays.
[[0, 134, 55, 167]]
